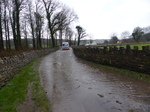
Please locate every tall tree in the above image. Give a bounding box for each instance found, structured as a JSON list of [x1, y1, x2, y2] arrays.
[[109, 33, 118, 44], [132, 27, 144, 42], [3, 0, 11, 50], [7, 0, 17, 50], [27, 0, 36, 48], [76, 26, 87, 46], [65, 26, 74, 45], [6, 18, 11, 49], [68, 28, 74, 45], [34, 1, 44, 48], [42, 0, 78, 47], [7, 0, 26, 50], [14, 0, 25, 49], [57, 6, 78, 45], [46, 26, 51, 48], [0, 0, 4, 51], [34, 12, 44, 48], [104, 40, 109, 44], [42, 0, 60, 47], [21, 19, 28, 48]]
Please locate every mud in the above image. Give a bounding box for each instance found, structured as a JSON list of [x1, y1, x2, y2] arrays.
[[19, 83, 34, 112], [39, 48, 150, 112]]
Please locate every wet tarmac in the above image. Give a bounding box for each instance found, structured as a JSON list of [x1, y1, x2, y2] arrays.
[[39, 48, 150, 112]]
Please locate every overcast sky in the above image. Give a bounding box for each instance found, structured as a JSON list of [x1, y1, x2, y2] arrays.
[[60, 0, 150, 39]]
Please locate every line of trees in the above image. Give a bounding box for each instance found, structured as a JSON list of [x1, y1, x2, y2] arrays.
[[104, 26, 150, 44], [0, 0, 78, 51]]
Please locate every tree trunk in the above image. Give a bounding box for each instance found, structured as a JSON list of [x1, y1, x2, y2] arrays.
[[31, 27, 36, 49], [24, 21, 28, 49], [36, 30, 39, 48], [28, 4, 36, 49], [59, 30, 63, 46], [12, 10, 18, 50], [29, 15, 36, 48], [6, 19, 11, 50], [4, 4, 8, 50], [0, 1, 4, 51], [47, 14, 55, 47], [49, 25, 55, 47], [38, 29, 42, 48], [77, 36, 80, 46], [69, 36, 72, 46], [55, 33, 57, 46], [73, 38, 76, 45], [47, 30, 49, 48], [31, 22, 36, 48], [16, 10, 21, 49]]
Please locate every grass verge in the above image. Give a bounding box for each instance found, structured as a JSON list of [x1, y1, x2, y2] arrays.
[[0, 59, 52, 112], [87, 61, 150, 82]]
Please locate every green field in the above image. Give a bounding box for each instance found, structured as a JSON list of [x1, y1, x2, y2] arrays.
[[116, 43, 150, 50], [98, 43, 150, 50]]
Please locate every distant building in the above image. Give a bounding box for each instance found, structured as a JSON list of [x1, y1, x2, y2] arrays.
[[85, 41, 97, 46]]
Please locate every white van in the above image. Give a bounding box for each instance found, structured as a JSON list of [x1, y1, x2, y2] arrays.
[[62, 42, 69, 50]]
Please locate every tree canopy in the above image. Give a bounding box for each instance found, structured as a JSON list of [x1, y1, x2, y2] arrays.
[[132, 27, 144, 42]]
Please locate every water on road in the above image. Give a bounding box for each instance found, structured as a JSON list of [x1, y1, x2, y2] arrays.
[[39, 49, 150, 112]]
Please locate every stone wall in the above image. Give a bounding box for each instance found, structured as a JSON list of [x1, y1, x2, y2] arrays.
[[0, 48, 58, 88], [73, 45, 150, 74]]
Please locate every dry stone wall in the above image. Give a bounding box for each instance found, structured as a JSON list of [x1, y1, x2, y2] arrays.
[[0, 48, 58, 88], [73, 45, 150, 75]]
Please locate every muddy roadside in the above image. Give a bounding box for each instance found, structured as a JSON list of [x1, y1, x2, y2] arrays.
[[18, 59, 52, 112]]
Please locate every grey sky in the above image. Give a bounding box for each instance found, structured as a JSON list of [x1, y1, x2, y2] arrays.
[[60, 0, 150, 39]]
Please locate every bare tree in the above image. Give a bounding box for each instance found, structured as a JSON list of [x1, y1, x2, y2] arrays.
[[88, 34, 93, 44], [0, 0, 4, 51], [7, 0, 17, 49], [76, 25, 87, 46], [68, 30, 74, 46], [57, 6, 78, 45], [109, 33, 118, 44], [42, 0, 60, 47], [6, 17, 11, 49], [21, 18, 29, 48], [35, 12, 44, 48], [0, 0, 78, 51], [143, 26, 150, 34], [14, 0, 26, 49], [26, 0, 36, 48], [2, 0, 11, 50], [46, 26, 51, 48], [3, 0, 8, 49], [42, 0, 78, 47], [35, 1, 44, 48], [121, 31, 130, 39], [7, 0, 26, 50], [65, 26, 74, 45]]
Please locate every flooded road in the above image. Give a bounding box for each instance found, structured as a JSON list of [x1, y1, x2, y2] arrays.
[[39, 49, 150, 112]]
